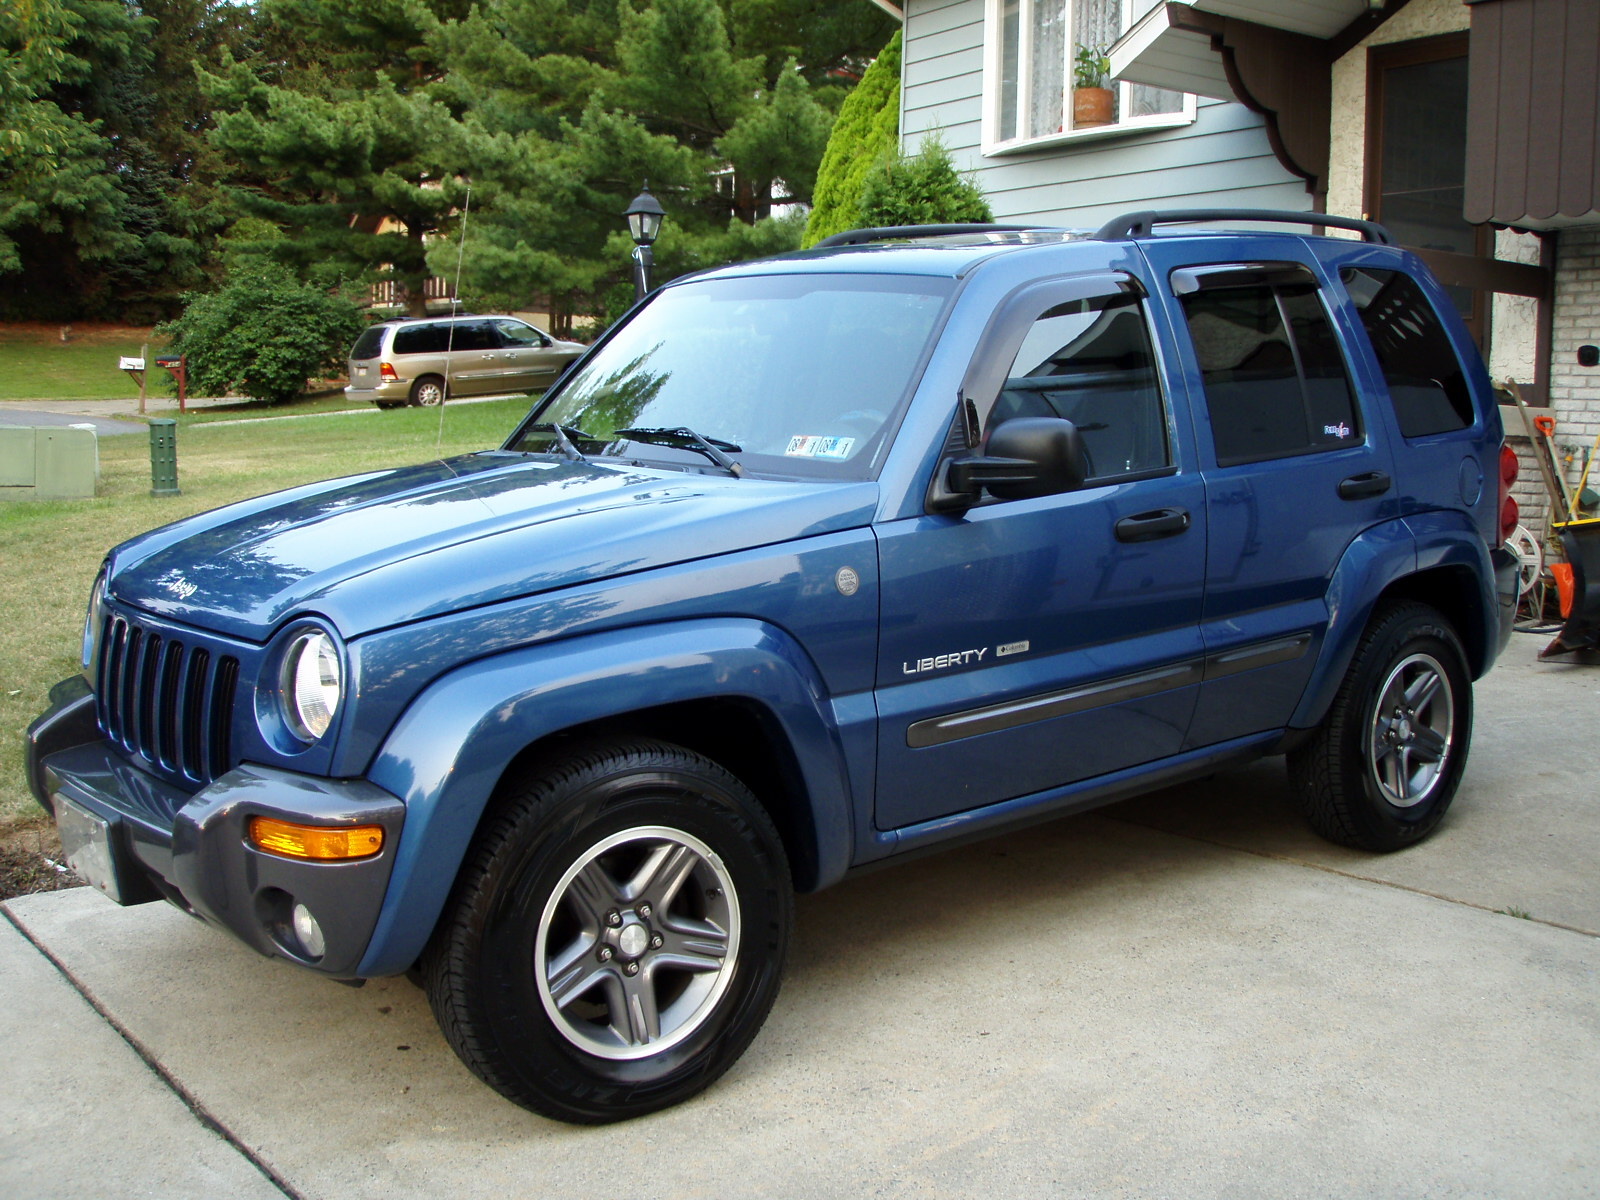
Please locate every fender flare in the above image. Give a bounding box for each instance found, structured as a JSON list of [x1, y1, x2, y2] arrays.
[[354, 618, 854, 977], [1290, 514, 1497, 730], [1290, 518, 1416, 730]]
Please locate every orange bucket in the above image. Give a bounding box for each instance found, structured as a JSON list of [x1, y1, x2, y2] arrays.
[[1551, 561, 1575, 619]]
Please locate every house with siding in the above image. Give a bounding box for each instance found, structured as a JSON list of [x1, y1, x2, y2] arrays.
[[891, 0, 1600, 550]]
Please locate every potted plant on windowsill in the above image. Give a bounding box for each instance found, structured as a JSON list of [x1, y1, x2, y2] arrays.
[[1073, 43, 1115, 128]]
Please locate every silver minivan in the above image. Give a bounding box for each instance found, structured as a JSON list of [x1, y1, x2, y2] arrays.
[[345, 316, 587, 407]]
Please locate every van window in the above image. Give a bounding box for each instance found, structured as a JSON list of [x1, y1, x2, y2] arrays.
[[350, 326, 386, 360], [494, 319, 547, 347], [392, 324, 450, 355], [450, 321, 498, 352]]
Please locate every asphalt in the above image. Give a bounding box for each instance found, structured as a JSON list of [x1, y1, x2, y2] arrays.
[[0, 392, 525, 438], [3, 631, 1597, 1200]]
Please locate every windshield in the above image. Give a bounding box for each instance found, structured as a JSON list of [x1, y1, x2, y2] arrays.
[[509, 272, 954, 480]]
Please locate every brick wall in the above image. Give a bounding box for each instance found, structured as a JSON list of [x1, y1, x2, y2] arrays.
[[1504, 227, 1600, 547], [1549, 227, 1600, 502]]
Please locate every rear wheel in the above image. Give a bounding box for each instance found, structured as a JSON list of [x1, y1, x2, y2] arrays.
[[422, 738, 792, 1123], [1287, 602, 1472, 851], [409, 374, 446, 406]]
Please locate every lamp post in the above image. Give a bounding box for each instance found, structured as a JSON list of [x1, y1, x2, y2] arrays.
[[624, 182, 665, 304]]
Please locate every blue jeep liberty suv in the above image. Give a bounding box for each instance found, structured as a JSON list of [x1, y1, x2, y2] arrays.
[[27, 211, 1521, 1122]]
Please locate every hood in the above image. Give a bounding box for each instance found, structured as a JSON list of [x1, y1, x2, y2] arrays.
[[108, 452, 880, 640]]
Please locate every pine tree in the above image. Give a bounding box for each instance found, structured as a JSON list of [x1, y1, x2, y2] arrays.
[[204, 0, 467, 315], [857, 136, 992, 228], [433, 0, 870, 328], [803, 30, 900, 248]]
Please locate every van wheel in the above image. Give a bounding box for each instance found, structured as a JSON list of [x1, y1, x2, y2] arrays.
[[409, 375, 446, 406], [1287, 602, 1471, 852], [422, 738, 792, 1124]]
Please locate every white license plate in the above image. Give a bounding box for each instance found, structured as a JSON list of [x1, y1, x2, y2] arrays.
[[54, 795, 128, 902]]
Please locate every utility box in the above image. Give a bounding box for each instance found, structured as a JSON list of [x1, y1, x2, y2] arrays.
[[0, 426, 98, 501]]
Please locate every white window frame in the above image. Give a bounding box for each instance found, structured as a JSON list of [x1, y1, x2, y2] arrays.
[[981, 0, 1197, 156]]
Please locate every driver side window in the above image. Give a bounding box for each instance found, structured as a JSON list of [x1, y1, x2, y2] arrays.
[[984, 291, 1171, 480]]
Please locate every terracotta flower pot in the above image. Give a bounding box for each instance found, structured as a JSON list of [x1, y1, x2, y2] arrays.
[[1072, 86, 1114, 129]]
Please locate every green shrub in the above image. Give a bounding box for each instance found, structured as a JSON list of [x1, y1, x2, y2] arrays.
[[157, 262, 367, 404], [857, 137, 993, 228], [803, 32, 902, 247]]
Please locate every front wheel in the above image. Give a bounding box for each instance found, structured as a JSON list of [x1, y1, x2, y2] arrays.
[[1287, 602, 1472, 852], [422, 738, 792, 1123]]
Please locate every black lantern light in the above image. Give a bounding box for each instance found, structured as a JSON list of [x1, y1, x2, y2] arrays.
[[624, 182, 666, 302]]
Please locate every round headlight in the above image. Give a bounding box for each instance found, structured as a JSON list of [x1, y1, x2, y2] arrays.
[[280, 628, 343, 742], [81, 567, 108, 669]]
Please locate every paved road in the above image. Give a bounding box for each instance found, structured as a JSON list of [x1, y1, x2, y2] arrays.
[[0, 409, 148, 435], [0, 395, 234, 435], [4, 632, 1597, 1200]]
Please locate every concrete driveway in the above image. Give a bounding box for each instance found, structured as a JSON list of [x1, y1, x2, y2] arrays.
[[4, 632, 1597, 1200]]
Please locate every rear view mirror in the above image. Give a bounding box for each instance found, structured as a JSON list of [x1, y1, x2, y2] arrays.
[[946, 417, 1090, 502]]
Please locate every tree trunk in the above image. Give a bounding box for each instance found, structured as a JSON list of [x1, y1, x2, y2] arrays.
[[403, 222, 430, 317]]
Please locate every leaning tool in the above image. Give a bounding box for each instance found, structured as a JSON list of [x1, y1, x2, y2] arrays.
[[1541, 431, 1600, 659]]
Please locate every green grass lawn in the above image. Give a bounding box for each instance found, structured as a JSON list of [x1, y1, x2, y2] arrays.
[[0, 397, 532, 823], [0, 323, 166, 401]]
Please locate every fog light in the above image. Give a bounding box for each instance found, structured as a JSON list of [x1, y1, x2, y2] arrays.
[[248, 816, 384, 861], [292, 903, 326, 959]]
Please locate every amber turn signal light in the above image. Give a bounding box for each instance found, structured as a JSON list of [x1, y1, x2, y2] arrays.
[[248, 817, 384, 861]]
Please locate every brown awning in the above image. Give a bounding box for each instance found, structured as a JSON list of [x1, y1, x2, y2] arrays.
[[1464, 0, 1600, 229], [1106, 2, 1413, 200]]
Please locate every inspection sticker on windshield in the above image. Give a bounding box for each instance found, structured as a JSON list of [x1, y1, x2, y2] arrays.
[[785, 435, 855, 460]]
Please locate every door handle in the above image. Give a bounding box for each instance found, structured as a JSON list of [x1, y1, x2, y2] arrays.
[[1115, 507, 1191, 542], [1338, 470, 1391, 500]]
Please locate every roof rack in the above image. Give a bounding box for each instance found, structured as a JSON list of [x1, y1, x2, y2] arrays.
[[812, 223, 1052, 248], [1094, 209, 1394, 245]]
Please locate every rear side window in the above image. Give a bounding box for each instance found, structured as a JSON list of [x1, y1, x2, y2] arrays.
[[986, 292, 1170, 480], [350, 327, 386, 360], [1179, 278, 1361, 467], [392, 324, 449, 355], [1341, 266, 1474, 437]]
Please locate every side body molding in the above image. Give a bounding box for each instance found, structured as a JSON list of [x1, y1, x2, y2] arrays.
[[355, 619, 856, 977]]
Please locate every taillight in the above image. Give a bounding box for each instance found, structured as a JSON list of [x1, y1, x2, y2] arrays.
[[380, 362, 398, 381], [1498, 442, 1520, 541]]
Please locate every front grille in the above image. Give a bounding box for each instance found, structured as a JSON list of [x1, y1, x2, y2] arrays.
[[98, 615, 239, 785]]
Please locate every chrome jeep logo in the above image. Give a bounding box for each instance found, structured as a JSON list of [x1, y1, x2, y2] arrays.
[[162, 575, 199, 600]]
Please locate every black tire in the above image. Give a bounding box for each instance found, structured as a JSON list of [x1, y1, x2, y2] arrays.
[[409, 375, 446, 406], [422, 738, 792, 1123], [1287, 602, 1472, 852]]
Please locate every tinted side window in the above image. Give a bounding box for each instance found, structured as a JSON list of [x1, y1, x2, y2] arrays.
[[450, 321, 498, 352], [987, 292, 1170, 479], [1341, 267, 1474, 437], [1180, 283, 1360, 466], [392, 324, 449, 355]]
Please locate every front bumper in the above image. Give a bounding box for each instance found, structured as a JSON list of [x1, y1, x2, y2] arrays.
[[27, 676, 405, 979]]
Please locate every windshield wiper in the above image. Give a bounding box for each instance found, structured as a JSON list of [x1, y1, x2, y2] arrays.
[[525, 423, 591, 463], [613, 427, 745, 478]]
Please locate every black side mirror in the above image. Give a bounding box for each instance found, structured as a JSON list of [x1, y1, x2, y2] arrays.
[[945, 417, 1089, 504]]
